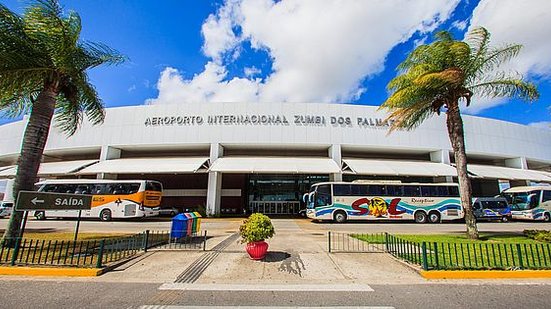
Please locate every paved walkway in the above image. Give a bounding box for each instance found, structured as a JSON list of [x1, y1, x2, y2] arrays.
[[97, 219, 424, 285]]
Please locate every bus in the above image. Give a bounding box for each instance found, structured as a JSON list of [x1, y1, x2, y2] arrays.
[[499, 186, 551, 222], [305, 181, 462, 223], [33, 179, 163, 221]]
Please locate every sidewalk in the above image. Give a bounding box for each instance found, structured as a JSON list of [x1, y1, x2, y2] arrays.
[[97, 219, 425, 285]]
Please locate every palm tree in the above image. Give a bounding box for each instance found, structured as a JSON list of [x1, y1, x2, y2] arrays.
[[379, 27, 539, 239], [0, 0, 125, 241]]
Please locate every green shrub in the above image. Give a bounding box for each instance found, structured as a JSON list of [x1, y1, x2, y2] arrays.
[[523, 230, 551, 243], [238, 213, 275, 243]]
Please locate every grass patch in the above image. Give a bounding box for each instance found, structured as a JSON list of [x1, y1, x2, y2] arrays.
[[394, 233, 541, 244]]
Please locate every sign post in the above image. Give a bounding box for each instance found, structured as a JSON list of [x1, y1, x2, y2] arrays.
[[16, 191, 92, 239]]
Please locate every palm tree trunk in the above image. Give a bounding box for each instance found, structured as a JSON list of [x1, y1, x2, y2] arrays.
[[446, 100, 479, 239], [2, 85, 58, 242]]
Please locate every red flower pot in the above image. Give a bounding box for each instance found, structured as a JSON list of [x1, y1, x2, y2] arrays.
[[246, 240, 269, 260]]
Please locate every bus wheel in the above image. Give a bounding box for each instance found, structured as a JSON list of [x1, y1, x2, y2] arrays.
[[428, 211, 441, 224], [501, 216, 509, 223], [35, 211, 45, 220], [100, 209, 112, 221], [544, 213, 550, 222], [333, 211, 347, 223], [414, 211, 427, 224]]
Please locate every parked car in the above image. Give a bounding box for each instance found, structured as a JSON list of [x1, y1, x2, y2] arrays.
[[158, 207, 180, 216], [0, 202, 13, 218], [472, 197, 511, 222]]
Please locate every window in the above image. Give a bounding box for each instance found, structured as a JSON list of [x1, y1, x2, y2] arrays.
[[315, 184, 332, 207], [387, 185, 404, 197], [447, 186, 459, 197], [421, 186, 439, 197], [333, 184, 351, 196], [350, 185, 368, 196], [146, 181, 162, 192], [543, 190, 551, 202], [367, 185, 386, 196], [403, 185, 421, 197]]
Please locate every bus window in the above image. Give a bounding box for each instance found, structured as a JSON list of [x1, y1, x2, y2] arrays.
[[146, 181, 163, 192], [448, 186, 459, 197], [403, 185, 421, 197], [315, 184, 332, 207], [350, 185, 368, 196], [421, 186, 438, 197], [333, 184, 351, 196], [387, 185, 403, 197], [368, 185, 386, 196]]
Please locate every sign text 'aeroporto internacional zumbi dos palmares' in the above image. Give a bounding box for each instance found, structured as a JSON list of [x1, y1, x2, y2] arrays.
[[144, 114, 396, 129]]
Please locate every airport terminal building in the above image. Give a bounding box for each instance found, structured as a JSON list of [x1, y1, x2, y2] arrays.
[[0, 102, 550, 216]]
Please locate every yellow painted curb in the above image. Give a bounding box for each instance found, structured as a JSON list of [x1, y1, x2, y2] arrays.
[[421, 270, 551, 279], [0, 266, 104, 277]]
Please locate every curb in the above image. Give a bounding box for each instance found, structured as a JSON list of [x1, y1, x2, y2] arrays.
[[0, 266, 104, 277], [420, 270, 551, 279]]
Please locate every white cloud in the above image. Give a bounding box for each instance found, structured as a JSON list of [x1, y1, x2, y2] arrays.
[[148, 0, 459, 105], [244, 66, 261, 77], [528, 121, 551, 130], [145, 63, 260, 104], [451, 20, 467, 30], [465, 0, 551, 113]]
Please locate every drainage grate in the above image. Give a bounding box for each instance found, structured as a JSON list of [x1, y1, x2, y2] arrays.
[[174, 233, 239, 283]]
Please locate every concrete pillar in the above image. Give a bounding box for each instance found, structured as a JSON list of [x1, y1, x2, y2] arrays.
[[328, 144, 342, 182], [206, 143, 224, 217], [505, 157, 530, 186], [97, 146, 121, 180], [430, 149, 453, 183]]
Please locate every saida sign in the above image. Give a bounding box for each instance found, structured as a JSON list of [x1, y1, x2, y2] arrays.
[[15, 191, 92, 211]]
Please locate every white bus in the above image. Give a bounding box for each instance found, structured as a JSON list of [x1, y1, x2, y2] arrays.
[[33, 179, 163, 221], [499, 186, 551, 222], [305, 181, 463, 223]]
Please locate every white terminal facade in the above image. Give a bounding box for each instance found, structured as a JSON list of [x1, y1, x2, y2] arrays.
[[0, 102, 550, 216]]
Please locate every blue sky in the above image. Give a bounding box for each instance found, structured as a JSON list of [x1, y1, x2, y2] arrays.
[[1, 0, 550, 128]]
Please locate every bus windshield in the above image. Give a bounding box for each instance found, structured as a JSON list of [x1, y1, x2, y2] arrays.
[[501, 190, 540, 210]]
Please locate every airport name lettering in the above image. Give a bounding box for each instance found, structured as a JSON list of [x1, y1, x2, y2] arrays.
[[145, 114, 393, 129]]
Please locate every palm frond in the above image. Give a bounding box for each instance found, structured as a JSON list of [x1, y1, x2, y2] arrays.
[[469, 78, 539, 101]]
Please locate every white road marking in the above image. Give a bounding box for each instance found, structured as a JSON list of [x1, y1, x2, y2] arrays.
[[158, 283, 374, 292]]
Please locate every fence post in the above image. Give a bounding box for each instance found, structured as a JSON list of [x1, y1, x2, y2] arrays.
[[96, 240, 105, 268], [516, 243, 523, 269], [328, 231, 332, 253], [384, 233, 389, 253], [10, 238, 21, 266], [433, 242, 439, 270], [422, 242, 428, 270], [143, 230, 150, 252], [203, 230, 207, 251]]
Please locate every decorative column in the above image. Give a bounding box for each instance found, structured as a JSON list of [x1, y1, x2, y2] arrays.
[[97, 145, 120, 180], [329, 144, 343, 182], [206, 143, 223, 217], [505, 157, 530, 186], [430, 149, 453, 183]]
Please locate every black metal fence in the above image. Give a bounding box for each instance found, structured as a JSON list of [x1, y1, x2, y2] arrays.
[[0, 230, 208, 268], [328, 232, 386, 253], [146, 230, 208, 251], [386, 234, 551, 270], [329, 232, 551, 270]]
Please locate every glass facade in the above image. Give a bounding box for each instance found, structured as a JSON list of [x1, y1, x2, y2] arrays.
[[247, 174, 328, 214]]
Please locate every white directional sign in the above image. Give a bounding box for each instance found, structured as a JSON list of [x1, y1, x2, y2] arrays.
[[15, 191, 92, 211]]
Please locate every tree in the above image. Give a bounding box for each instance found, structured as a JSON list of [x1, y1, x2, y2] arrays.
[[0, 0, 125, 241], [379, 27, 539, 239]]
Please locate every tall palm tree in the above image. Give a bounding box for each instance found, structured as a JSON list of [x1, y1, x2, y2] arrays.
[[379, 27, 539, 239], [0, 0, 125, 241]]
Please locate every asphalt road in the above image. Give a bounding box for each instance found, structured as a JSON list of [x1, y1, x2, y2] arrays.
[[0, 216, 549, 235], [0, 280, 550, 309]]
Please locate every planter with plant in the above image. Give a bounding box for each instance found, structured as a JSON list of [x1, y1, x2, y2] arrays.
[[239, 213, 275, 260]]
